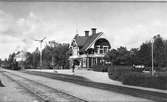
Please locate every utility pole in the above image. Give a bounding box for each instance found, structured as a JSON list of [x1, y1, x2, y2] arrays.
[[151, 38, 154, 76], [49, 40, 56, 70], [35, 37, 46, 70]]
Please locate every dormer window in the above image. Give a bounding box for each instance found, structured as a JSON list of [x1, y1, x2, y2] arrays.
[[94, 38, 111, 54], [94, 46, 108, 54], [104, 46, 109, 53], [100, 49, 103, 54]]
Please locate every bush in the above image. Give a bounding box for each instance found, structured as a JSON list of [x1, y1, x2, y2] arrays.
[[92, 64, 109, 72], [108, 65, 132, 81], [144, 67, 151, 71], [122, 72, 167, 89], [159, 67, 167, 72]]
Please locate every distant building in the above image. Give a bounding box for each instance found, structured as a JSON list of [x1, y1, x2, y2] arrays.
[[69, 28, 111, 68]]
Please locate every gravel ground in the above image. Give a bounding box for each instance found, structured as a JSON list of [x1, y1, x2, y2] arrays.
[[4, 72, 86, 102], [28, 69, 167, 94], [0, 71, 39, 102], [3, 69, 153, 102]]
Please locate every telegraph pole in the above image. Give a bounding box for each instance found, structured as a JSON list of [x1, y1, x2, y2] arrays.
[[151, 38, 154, 76], [35, 37, 46, 70], [49, 40, 56, 70]]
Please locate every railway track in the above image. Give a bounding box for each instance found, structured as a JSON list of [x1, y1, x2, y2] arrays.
[[2, 71, 88, 102]]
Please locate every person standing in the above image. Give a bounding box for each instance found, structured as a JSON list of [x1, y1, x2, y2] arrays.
[[72, 63, 75, 73]]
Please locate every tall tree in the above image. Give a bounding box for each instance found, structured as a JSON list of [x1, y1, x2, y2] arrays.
[[104, 49, 118, 65], [105, 46, 131, 65], [24, 52, 33, 68], [129, 48, 139, 65], [39, 42, 70, 69], [32, 47, 40, 68], [116, 46, 131, 65], [0, 58, 2, 66], [42, 44, 52, 68], [7, 52, 19, 70], [137, 42, 152, 66], [153, 34, 165, 69], [53, 43, 70, 69], [164, 40, 167, 67]]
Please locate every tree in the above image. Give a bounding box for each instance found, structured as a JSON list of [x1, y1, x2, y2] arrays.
[[137, 42, 152, 66], [32, 47, 40, 68], [38, 42, 70, 69], [153, 35, 165, 69], [24, 52, 33, 69], [42, 44, 53, 68], [7, 52, 19, 70], [53, 43, 70, 69], [105, 46, 131, 65], [164, 40, 167, 67], [0, 58, 2, 66], [2, 58, 9, 68], [116, 46, 131, 65], [129, 48, 139, 65], [104, 49, 118, 65]]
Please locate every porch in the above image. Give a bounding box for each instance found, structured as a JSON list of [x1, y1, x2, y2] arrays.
[[69, 54, 105, 68]]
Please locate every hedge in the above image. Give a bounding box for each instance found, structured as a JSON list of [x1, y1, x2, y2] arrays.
[[108, 65, 167, 89], [108, 65, 132, 81], [92, 64, 109, 72], [122, 72, 167, 89]]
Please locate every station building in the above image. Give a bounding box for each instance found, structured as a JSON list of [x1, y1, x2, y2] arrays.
[[69, 28, 111, 68]]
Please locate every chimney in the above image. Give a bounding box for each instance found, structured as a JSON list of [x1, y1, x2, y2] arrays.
[[85, 31, 89, 37], [91, 28, 96, 35]]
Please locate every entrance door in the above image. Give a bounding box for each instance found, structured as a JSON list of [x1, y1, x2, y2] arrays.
[[89, 57, 92, 68], [83, 58, 86, 68]]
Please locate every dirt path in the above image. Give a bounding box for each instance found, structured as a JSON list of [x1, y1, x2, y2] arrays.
[[0, 71, 39, 102]]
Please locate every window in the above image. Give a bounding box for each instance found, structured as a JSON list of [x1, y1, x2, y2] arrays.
[[95, 46, 109, 54], [100, 49, 103, 54], [104, 46, 108, 53], [73, 47, 78, 55], [95, 45, 100, 54]]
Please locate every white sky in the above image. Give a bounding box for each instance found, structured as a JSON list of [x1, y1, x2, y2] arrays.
[[0, 2, 167, 59]]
